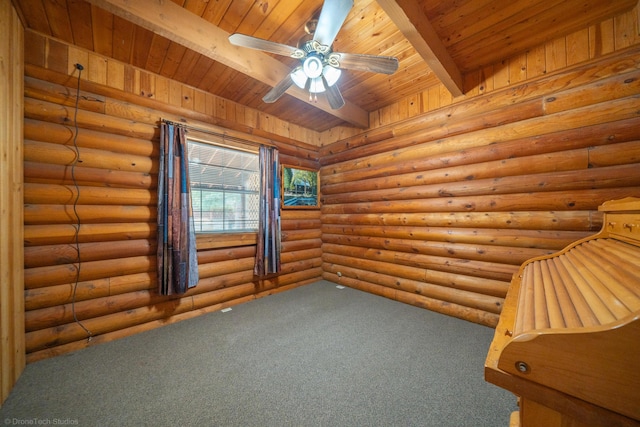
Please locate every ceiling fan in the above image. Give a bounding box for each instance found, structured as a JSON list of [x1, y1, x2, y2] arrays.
[[228, 0, 399, 110]]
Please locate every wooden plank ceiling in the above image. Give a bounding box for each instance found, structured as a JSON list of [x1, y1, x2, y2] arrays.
[[14, 0, 637, 132]]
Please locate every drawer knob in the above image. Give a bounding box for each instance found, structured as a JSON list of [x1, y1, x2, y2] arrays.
[[515, 361, 530, 374]]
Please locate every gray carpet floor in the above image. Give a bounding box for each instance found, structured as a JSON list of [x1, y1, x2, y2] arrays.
[[1, 280, 516, 426]]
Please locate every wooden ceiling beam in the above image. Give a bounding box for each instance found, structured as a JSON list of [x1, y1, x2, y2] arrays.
[[376, 0, 464, 97], [84, 0, 370, 128]]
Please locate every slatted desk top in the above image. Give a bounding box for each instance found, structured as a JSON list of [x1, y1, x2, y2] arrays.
[[514, 238, 640, 335], [486, 197, 640, 426]]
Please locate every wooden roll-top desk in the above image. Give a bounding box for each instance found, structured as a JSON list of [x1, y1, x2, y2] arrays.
[[485, 197, 640, 427]]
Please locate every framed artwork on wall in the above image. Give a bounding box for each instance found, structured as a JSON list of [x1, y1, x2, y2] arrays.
[[281, 165, 320, 209]]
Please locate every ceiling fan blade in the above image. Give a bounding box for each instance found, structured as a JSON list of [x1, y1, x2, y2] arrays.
[[313, 0, 354, 47], [322, 76, 345, 110], [328, 52, 399, 74], [229, 33, 304, 58], [262, 74, 294, 103]]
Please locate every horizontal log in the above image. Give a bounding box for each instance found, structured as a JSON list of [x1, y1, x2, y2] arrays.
[[24, 272, 157, 311], [322, 251, 509, 297], [588, 140, 640, 167], [24, 255, 154, 289], [320, 98, 543, 165], [323, 126, 388, 157], [281, 228, 322, 241], [542, 69, 640, 115], [321, 261, 504, 314], [320, 188, 640, 214], [321, 225, 589, 250], [281, 219, 322, 230], [322, 146, 589, 196], [25, 97, 158, 140], [322, 272, 499, 327], [105, 97, 170, 129], [322, 244, 517, 282], [24, 139, 156, 173], [393, 285, 500, 328], [321, 116, 640, 185], [426, 271, 509, 298], [195, 232, 257, 250], [24, 76, 108, 114], [191, 270, 256, 295], [24, 118, 156, 157], [279, 153, 320, 171], [24, 161, 155, 189], [190, 283, 257, 311], [323, 251, 429, 283], [24, 239, 154, 268], [279, 258, 323, 275], [197, 257, 255, 279], [24, 204, 155, 225], [389, 251, 517, 282], [281, 238, 323, 253], [25, 278, 111, 311], [24, 223, 154, 246], [256, 268, 323, 293], [321, 234, 551, 265], [319, 128, 394, 158], [25, 289, 163, 332], [254, 277, 319, 299], [322, 163, 640, 205], [24, 182, 154, 205], [281, 209, 322, 220], [197, 246, 256, 264], [321, 211, 601, 231], [281, 248, 323, 263], [109, 272, 157, 296]]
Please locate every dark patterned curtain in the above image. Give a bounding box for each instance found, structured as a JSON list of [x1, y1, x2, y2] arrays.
[[254, 146, 281, 276], [157, 122, 199, 295]]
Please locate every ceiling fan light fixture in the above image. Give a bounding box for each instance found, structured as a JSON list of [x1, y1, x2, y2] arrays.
[[323, 65, 341, 87], [308, 77, 326, 93], [291, 67, 307, 89], [302, 55, 324, 79], [229, 0, 398, 110]]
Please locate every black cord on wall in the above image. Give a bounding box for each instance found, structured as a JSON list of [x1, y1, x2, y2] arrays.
[[71, 63, 92, 341]]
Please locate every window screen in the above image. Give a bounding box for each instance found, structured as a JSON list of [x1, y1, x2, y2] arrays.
[[188, 140, 259, 233]]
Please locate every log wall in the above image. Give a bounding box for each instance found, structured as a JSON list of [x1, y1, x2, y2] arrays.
[[320, 43, 640, 327], [0, 0, 25, 408], [13, 1, 640, 365], [22, 33, 322, 362]]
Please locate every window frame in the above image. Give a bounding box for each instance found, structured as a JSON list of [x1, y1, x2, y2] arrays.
[[186, 130, 260, 243]]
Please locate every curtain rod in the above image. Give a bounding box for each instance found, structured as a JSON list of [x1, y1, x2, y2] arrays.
[[161, 119, 273, 148]]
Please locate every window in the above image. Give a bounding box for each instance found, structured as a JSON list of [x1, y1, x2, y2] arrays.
[[187, 139, 259, 233]]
